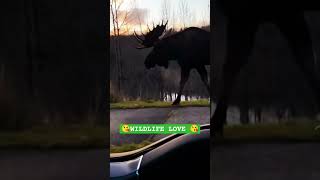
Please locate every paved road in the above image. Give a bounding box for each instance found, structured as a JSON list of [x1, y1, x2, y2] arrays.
[[213, 143, 320, 180], [0, 149, 108, 180], [110, 107, 210, 145]]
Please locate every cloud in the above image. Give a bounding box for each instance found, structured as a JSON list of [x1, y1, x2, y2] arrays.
[[124, 8, 149, 26]]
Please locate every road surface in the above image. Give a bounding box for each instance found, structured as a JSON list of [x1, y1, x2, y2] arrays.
[[110, 105, 288, 146], [110, 107, 210, 145], [0, 149, 108, 180], [213, 143, 320, 180]]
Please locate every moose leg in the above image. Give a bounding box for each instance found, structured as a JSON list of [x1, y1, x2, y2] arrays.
[[172, 68, 190, 105], [196, 66, 210, 93], [277, 13, 320, 107], [212, 19, 257, 137]]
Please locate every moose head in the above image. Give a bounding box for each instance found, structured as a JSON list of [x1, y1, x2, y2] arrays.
[[134, 21, 170, 69]]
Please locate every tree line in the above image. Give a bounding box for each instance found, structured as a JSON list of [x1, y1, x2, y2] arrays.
[[0, 0, 107, 130]]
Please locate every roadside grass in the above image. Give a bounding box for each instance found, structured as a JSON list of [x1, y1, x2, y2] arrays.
[[223, 121, 320, 142], [110, 99, 209, 109], [0, 125, 107, 149], [110, 140, 153, 153]]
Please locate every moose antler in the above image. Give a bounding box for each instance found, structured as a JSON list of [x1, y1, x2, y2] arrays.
[[134, 20, 168, 49]]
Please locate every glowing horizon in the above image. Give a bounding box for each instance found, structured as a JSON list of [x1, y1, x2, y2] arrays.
[[110, 0, 210, 35]]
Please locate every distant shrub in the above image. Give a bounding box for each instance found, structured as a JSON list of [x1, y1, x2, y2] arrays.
[[110, 94, 120, 103], [145, 99, 155, 103]]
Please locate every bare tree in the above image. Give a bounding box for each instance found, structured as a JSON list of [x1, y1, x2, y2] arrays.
[[178, 0, 191, 29], [171, 7, 176, 30], [110, 0, 132, 97], [161, 0, 171, 29], [132, 0, 148, 35], [200, 2, 210, 27], [24, 0, 38, 98]]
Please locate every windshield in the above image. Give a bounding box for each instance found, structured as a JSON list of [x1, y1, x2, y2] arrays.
[[110, 106, 210, 153], [110, 0, 210, 154]]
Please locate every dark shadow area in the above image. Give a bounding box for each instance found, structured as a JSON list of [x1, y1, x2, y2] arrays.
[[0, 0, 108, 179], [212, 1, 320, 179]]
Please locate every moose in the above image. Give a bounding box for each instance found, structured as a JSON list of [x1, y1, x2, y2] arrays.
[[212, 0, 320, 137], [134, 21, 210, 105]]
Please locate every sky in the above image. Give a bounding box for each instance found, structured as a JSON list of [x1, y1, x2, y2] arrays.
[[110, 0, 210, 35]]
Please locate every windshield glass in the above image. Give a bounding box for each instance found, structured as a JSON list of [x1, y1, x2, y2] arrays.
[[110, 0, 210, 154], [110, 105, 210, 153]]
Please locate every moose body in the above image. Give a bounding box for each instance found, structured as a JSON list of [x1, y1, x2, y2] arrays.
[[212, 0, 320, 137], [135, 23, 210, 105]]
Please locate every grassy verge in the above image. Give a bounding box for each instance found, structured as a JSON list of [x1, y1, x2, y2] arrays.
[[223, 122, 320, 142], [110, 99, 209, 109], [0, 125, 107, 149], [110, 140, 153, 153]]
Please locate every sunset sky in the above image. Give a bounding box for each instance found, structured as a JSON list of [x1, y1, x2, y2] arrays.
[[110, 0, 210, 35]]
